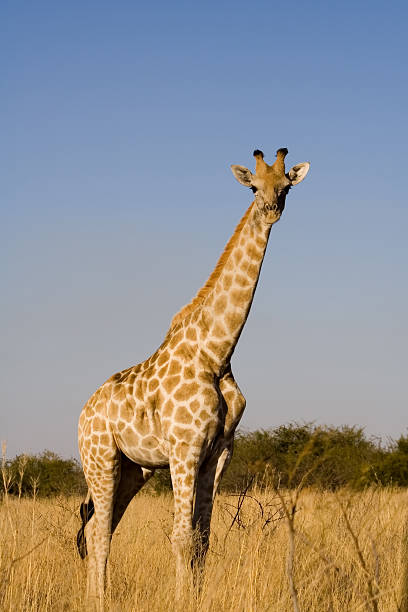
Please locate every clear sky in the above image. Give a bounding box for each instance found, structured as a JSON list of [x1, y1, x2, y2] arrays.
[[1, 1, 407, 459]]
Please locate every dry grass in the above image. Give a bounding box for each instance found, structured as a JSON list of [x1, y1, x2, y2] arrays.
[[1, 487, 408, 611]]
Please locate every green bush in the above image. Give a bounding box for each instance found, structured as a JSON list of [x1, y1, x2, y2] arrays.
[[4, 425, 408, 497], [5, 451, 86, 497], [221, 423, 385, 491], [360, 434, 408, 486], [148, 468, 173, 493]]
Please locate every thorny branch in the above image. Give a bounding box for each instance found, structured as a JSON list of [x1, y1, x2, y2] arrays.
[[336, 494, 380, 612]]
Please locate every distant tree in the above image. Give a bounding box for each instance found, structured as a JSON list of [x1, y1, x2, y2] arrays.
[[221, 423, 384, 491], [361, 434, 408, 486], [4, 425, 407, 498], [6, 451, 86, 497]]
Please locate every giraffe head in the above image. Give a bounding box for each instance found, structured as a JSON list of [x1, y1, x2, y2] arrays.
[[231, 149, 310, 222]]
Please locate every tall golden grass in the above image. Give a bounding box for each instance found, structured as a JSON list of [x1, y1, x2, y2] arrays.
[[1, 486, 408, 611]]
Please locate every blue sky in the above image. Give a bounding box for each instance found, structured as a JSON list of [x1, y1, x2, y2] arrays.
[[1, 1, 407, 458]]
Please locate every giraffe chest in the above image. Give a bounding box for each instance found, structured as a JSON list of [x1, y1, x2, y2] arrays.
[[105, 360, 245, 467]]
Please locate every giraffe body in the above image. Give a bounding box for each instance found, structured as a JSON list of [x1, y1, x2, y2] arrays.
[[78, 147, 310, 606]]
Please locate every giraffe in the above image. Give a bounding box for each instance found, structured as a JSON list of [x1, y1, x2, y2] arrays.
[[77, 147, 310, 606]]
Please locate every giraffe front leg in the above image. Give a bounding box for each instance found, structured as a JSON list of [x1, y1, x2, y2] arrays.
[[169, 443, 202, 598], [192, 442, 233, 573], [211, 442, 233, 499]]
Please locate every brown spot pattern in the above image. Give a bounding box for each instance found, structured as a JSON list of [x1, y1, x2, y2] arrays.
[[163, 375, 181, 393], [174, 382, 199, 401], [175, 406, 193, 424], [186, 327, 197, 341], [168, 360, 182, 375]]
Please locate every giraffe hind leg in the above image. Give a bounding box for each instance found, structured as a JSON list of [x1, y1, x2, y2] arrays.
[[77, 491, 95, 559], [77, 457, 154, 558], [111, 455, 154, 534]]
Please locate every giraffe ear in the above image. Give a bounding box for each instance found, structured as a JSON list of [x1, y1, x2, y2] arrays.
[[287, 162, 310, 185], [231, 165, 254, 187]]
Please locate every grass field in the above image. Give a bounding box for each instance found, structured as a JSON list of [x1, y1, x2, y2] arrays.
[[1, 487, 408, 611]]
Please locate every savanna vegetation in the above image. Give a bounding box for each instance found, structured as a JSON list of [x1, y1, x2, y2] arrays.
[[2, 425, 408, 610], [3, 423, 408, 498], [1, 486, 408, 610]]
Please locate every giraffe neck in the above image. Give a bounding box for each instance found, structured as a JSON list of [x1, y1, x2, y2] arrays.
[[194, 203, 273, 373]]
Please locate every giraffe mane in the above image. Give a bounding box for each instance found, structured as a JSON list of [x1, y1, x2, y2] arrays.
[[168, 201, 255, 332]]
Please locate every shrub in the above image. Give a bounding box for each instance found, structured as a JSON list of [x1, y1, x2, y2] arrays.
[[4, 425, 408, 497], [5, 451, 86, 497], [360, 434, 408, 486], [221, 423, 384, 491]]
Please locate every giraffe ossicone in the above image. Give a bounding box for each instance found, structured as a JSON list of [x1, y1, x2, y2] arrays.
[[77, 147, 310, 606]]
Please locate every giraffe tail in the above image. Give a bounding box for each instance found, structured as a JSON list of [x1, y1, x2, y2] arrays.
[[76, 491, 94, 559]]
